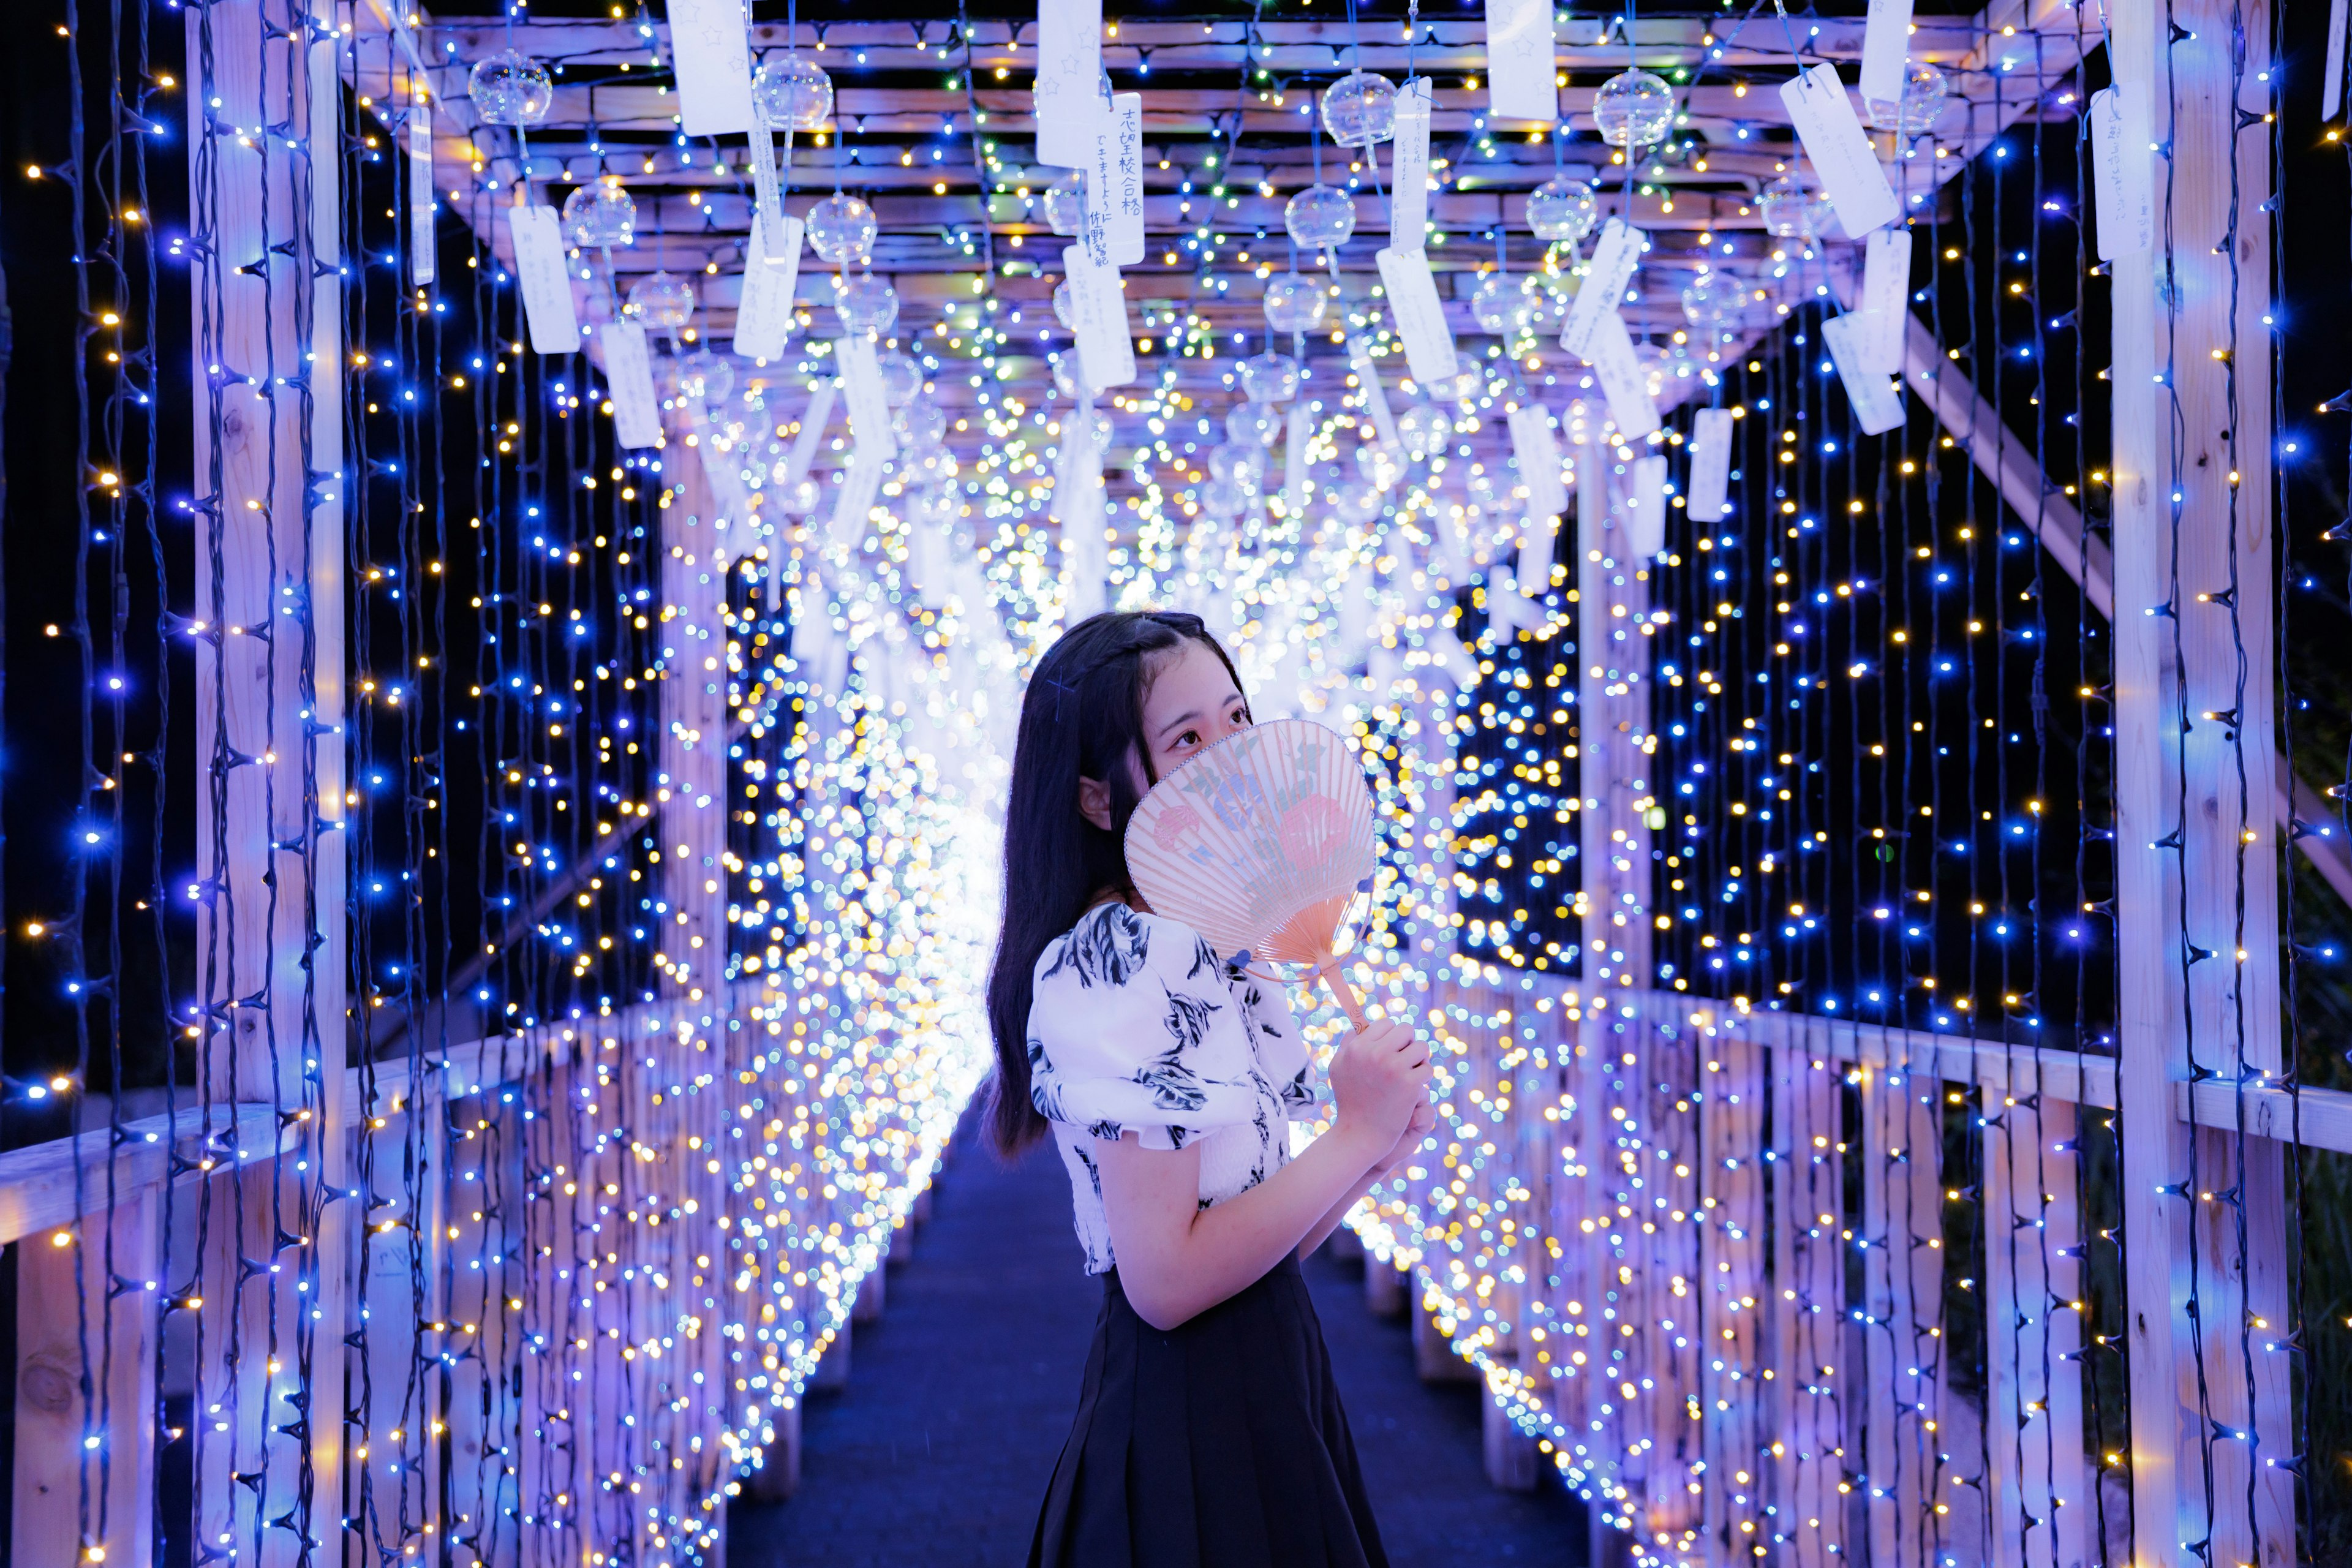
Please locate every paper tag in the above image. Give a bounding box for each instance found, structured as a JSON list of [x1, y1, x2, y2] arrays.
[[1061, 243, 1137, 390], [405, 94, 435, 287], [835, 334, 900, 461], [1857, 227, 1911, 375], [1581, 308, 1660, 441], [1823, 311, 1907, 435], [2089, 84, 2154, 262], [1484, 0, 1558, 123], [2329, 0, 2349, 120], [1283, 402, 1313, 519], [1035, 0, 1103, 168], [1515, 508, 1559, 595], [1509, 404, 1566, 520], [782, 379, 837, 490], [1347, 335, 1403, 451], [1390, 79, 1434, 249], [507, 205, 581, 354], [733, 214, 803, 362], [1560, 217, 1643, 358], [1376, 246, 1460, 386], [667, 0, 756, 137], [1687, 407, 1733, 522], [1781, 64, 1898, 238], [599, 322, 662, 449], [831, 449, 886, 545], [1858, 0, 1915, 111], [1080, 93, 1146, 268], [1625, 454, 1668, 558]]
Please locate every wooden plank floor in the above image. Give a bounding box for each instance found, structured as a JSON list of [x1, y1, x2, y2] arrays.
[[726, 1108, 1589, 1566]]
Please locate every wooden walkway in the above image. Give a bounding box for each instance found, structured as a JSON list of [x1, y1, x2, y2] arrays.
[[727, 1110, 1588, 1567]]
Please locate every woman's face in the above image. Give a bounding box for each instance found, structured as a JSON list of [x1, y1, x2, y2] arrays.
[[1077, 638, 1250, 831]]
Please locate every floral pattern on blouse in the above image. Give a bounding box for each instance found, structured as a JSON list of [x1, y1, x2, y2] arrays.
[[1028, 902, 1322, 1275]]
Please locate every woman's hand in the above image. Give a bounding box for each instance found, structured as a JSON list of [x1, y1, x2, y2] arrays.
[[1326, 1018, 1431, 1155], [1371, 1098, 1436, 1175]]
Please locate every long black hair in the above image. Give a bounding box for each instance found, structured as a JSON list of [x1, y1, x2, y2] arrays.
[[981, 610, 1245, 1157]]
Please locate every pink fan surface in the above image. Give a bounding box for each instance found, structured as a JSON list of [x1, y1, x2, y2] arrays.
[[1123, 718, 1378, 972]]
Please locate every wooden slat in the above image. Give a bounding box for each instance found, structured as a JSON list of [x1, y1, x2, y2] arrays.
[[1980, 1059, 2089, 1568], [1698, 1025, 1768, 1561], [1860, 1033, 1947, 1568], [1771, 1017, 1847, 1568], [12, 1191, 159, 1568]]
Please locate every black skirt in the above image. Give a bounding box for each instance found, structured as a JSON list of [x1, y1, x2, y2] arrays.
[[1028, 1253, 1390, 1568]]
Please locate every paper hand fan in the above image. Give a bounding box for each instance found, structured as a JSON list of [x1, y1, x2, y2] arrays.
[[1123, 718, 1381, 1027]]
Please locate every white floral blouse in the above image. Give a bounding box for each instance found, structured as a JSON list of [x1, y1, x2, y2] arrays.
[[1027, 902, 1322, 1275]]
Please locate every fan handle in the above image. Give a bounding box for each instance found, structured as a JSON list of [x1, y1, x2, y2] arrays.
[[1313, 957, 1368, 1031]]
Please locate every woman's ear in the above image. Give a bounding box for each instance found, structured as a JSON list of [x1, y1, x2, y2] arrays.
[[1077, 775, 1114, 832]]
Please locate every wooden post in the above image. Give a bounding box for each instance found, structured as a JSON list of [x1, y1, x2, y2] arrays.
[[13, 1196, 159, 1567], [1860, 1035, 1947, 1568], [2107, 0, 2293, 1562], [184, 0, 350, 1553]]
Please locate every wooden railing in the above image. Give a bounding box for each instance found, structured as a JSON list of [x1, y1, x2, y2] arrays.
[[1344, 971, 2342, 1568], [2, 976, 975, 1564]]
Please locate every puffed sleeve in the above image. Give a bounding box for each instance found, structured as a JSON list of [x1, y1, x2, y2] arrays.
[[1027, 905, 1272, 1150]]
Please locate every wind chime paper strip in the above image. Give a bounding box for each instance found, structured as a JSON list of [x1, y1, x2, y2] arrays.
[[1508, 404, 1567, 521], [1346, 335, 1403, 451], [666, 0, 758, 137], [1857, 0, 1915, 113], [1822, 311, 1908, 434], [1375, 246, 1460, 386], [1283, 402, 1313, 520], [733, 214, 804, 363], [831, 448, 887, 544], [790, 579, 848, 693], [507, 205, 581, 355], [2089, 83, 2154, 261], [405, 92, 435, 287], [746, 126, 791, 266], [782, 379, 837, 489], [2328, 0, 2349, 119], [1035, 0, 1104, 169], [1582, 307, 1660, 441], [1560, 217, 1644, 359], [1062, 443, 1110, 621], [1857, 226, 1912, 377], [1483, 0, 1559, 123], [1687, 406, 1734, 522], [1050, 397, 1094, 514], [1780, 64, 1898, 238], [1081, 93, 1146, 268], [836, 333, 900, 461], [1515, 507, 1560, 595], [599, 321, 662, 449], [1390, 79, 1434, 250], [1485, 571, 1532, 637], [1061, 243, 1137, 390], [1625, 453, 1668, 559]]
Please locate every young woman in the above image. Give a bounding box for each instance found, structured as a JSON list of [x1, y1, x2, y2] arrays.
[[985, 609, 1436, 1568]]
